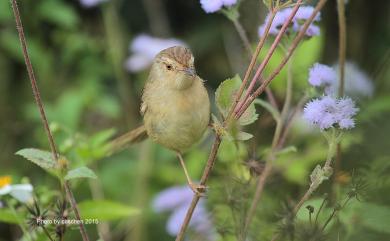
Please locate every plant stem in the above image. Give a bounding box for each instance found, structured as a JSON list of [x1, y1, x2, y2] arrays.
[[231, 18, 252, 56], [10, 1, 90, 240], [314, 196, 327, 225], [10, 0, 58, 161], [64, 181, 90, 241], [175, 136, 222, 241], [227, 10, 277, 121], [337, 0, 346, 97], [235, 0, 328, 119], [293, 129, 337, 215], [42, 226, 55, 241], [102, 4, 136, 127], [235, 0, 303, 115], [230, 14, 279, 110], [334, 0, 347, 202], [240, 47, 295, 241]]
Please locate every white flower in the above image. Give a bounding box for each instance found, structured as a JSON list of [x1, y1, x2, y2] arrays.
[[0, 176, 33, 203], [125, 34, 187, 72]]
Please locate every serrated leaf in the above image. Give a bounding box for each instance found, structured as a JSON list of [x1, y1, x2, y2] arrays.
[[215, 74, 242, 117], [239, 104, 259, 126], [65, 166, 97, 180], [215, 75, 258, 125], [16, 148, 57, 171], [78, 200, 140, 221]]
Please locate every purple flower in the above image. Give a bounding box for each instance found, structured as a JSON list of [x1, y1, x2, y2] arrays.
[[303, 96, 359, 130], [258, 9, 291, 36], [258, 6, 321, 37], [152, 186, 193, 212], [200, 0, 224, 13], [153, 186, 216, 240], [125, 34, 187, 72], [331, 62, 374, 98], [79, 0, 107, 8], [222, 0, 238, 7], [308, 63, 337, 91], [200, 0, 238, 13]]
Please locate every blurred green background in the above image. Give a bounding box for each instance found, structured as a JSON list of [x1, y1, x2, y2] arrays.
[[0, 0, 389, 241]]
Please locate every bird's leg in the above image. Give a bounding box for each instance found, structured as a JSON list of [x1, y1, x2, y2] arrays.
[[176, 152, 206, 195]]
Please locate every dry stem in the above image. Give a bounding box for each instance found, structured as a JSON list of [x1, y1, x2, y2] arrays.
[[10, 1, 90, 240]]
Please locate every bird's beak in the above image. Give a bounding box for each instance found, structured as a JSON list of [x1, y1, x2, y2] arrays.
[[183, 67, 196, 77]]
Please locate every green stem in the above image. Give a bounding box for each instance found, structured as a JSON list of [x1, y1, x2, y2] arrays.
[[102, 4, 136, 127]]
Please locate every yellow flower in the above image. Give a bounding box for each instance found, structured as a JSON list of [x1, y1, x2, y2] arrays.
[[0, 175, 33, 203]]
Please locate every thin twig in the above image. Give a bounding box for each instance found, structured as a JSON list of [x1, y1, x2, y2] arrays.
[[277, 93, 310, 148], [42, 226, 55, 241], [64, 181, 90, 241], [10, 0, 58, 161], [231, 14, 279, 110], [236, 0, 328, 119], [337, 0, 346, 97], [241, 52, 295, 240], [333, 0, 347, 201], [175, 136, 222, 241], [235, 0, 303, 115], [10, 1, 90, 241], [226, 10, 277, 121], [241, 162, 273, 241], [232, 18, 252, 56]]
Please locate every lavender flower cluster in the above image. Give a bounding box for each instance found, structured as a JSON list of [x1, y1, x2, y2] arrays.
[[200, 0, 238, 13], [258, 6, 321, 37], [302, 62, 370, 131], [303, 96, 358, 130], [153, 186, 216, 240]]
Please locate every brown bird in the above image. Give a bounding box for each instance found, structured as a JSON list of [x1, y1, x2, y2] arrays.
[[108, 46, 210, 193]]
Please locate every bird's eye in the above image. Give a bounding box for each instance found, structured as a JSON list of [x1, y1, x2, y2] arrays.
[[166, 64, 173, 70]]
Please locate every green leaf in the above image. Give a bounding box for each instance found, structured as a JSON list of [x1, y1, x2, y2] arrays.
[[16, 148, 57, 171], [65, 166, 97, 180], [78, 200, 140, 221], [215, 74, 242, 117], [238, 103, 259, 126], [236, 131, 254, 141], [215, 75, 258, 125], [0, 209, 21, 224], [254, 99, 280, 122]]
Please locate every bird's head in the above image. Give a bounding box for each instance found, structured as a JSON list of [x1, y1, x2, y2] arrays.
[[151, 46, 197, 90]]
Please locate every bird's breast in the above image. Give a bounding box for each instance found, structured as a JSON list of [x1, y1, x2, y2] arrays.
[[143, 80, 210, 152]]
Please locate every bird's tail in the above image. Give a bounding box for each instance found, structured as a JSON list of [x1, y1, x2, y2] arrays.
[[106, 125, 147, 156]]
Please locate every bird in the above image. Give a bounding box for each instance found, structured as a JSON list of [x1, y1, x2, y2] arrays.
[[108, 46, 210, 193]]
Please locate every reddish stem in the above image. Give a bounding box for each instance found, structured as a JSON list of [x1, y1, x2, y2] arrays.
[[234, 0, 303, 115]]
